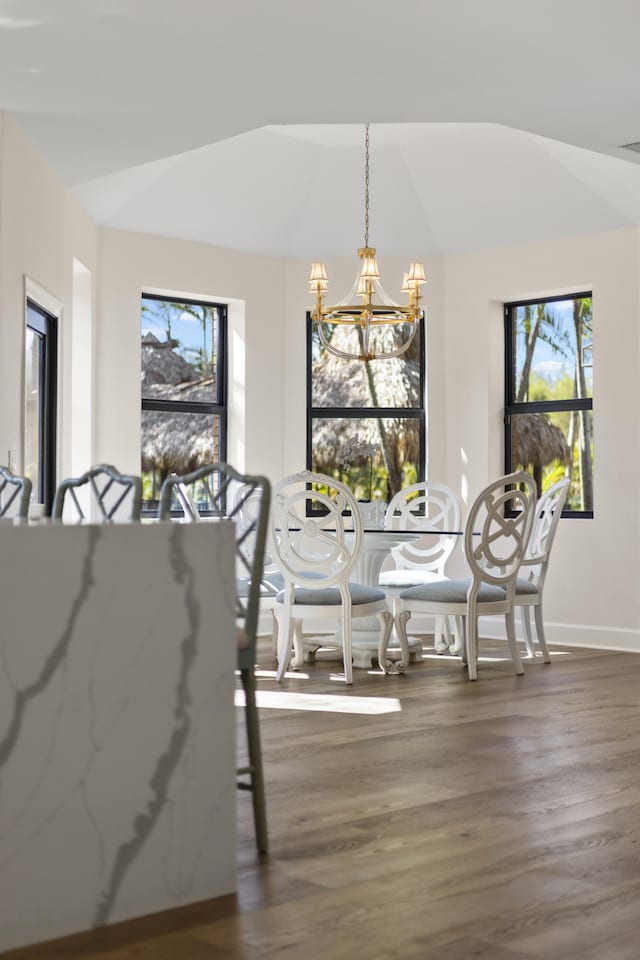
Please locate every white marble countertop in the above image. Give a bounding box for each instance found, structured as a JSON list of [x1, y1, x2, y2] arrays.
[[0, 521, 237, 952]]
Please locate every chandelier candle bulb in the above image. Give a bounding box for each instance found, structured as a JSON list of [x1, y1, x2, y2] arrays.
[[309, 262, 329, 292]]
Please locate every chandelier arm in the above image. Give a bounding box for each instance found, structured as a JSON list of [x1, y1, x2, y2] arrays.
[[370, 323, 419, 360], [316, 318, 357, 360], [314, 315, 419, 362], [315, 317, 367, 361]]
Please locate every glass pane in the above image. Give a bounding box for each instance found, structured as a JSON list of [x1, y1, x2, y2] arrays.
[[24, 328, 42, 499], [508, 410, 594, 513], [141, 298, 218, 402], [311, 321, 421, 408], [141, 410, 221, 513], [511, 296, 592, 403], [311, 416, 421, 503]]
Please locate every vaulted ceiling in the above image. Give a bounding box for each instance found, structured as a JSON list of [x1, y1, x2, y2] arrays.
[[3, 0, 640, 256]]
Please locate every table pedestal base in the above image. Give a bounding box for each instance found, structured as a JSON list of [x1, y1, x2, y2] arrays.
[[302, 613, 424, 673], [350, 631, 424, 669]]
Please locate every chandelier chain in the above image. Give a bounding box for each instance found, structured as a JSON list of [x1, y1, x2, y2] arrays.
[[364, 123, 370, 248]]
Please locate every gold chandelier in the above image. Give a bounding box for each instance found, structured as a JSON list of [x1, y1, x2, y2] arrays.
[[309, 124, 426, 362]]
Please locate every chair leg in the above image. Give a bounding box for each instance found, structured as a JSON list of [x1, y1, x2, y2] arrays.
[[521, 606, 536, 658], [342, 609, 353, 685], [506, 611, 524, 676], [270, 609, 279, 657], [459, 617, 468, 666], [240, 666, 268, 854], [534, 603, 552, 664], [450, 615, 464, 656], [466, 615, 478, 679], [434, 614, 448, 653], [292, 618, 305, 667], [275, 608, 294, 683]]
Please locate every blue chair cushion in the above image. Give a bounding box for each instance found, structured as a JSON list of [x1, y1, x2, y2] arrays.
[[379, 569, 445, 589], [399, 578, 506, 603], [237, 569, 324, 599], [276, 582, 386, 606], [515, 578, 538, 596], [237, 574, 284, 598]]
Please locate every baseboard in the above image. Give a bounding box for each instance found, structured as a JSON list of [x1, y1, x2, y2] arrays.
[[405, 613, 640, 655]]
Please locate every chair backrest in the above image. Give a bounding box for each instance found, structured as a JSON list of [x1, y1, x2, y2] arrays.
[[521, 477, 570, 587], [174, 479, 201, 521], [465, 471, 537, 596], [0, 466, 32, 519], [384, 480, 462, 576], [158, 464, 271, 644], [271, 470, 362, 590], [52, 464, 142, 522]]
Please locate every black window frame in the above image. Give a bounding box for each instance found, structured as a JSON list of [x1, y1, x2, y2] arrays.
[[26, 300, 58, 514], [306, 312, 426, 510], [140, 292, 228, 517], [504, 291, 593, 519]]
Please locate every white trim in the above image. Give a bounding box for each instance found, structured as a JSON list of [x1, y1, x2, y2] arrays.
[[407, 613, 640, 655], [22, 276, 64, 482], [257, 610, 640, 655], [25, 276, 63, 319]]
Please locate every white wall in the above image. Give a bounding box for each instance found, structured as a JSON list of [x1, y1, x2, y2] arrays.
[[283, 231, 640, 651], [442, 229, 640, 649], [96, 229, 286, 481], [0, 113, 98, 483]]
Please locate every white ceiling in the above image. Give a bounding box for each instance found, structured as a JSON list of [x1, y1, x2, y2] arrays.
[[3, 0, 640, 256]]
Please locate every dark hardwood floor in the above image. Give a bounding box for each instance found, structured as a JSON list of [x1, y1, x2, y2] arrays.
[[5, 636, 640, 959]]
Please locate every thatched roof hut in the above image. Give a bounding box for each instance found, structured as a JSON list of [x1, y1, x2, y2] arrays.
[[512, 413, 571, 493], [141, 380, 216, 475], [141, 333, 198, 390], [311, 324, 421, 496], [141, 337, 216, 479]]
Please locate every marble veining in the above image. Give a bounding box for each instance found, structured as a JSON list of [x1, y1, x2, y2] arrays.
[[0, 521, 237, 953], [94, 525, 200, 925], [0, 526, 102, 775]]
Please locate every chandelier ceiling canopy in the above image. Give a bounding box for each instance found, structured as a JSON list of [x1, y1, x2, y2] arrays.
[[309, 124, 426, 362]]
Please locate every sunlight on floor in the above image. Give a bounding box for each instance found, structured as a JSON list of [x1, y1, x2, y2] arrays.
[[235, 689, 402, 714], [255, 668, 311, 680]]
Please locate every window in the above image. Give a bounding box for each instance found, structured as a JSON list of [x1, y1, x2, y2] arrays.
[[140, 294, 227, 515], [25, 300, 57, 512], [504, 292, 593, 517], [307, 314, 425, 507]]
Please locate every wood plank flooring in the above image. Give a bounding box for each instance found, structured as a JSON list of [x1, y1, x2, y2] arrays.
[[4, 637, 640, 959]]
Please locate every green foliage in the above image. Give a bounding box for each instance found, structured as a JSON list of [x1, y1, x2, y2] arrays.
[[313, 460, 419, 504]]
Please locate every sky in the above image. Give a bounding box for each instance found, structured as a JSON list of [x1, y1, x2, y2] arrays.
[[141, 298, 215, 360], [516, 298, 593, 393]]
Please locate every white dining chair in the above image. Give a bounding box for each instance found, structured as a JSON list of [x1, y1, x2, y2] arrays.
[[0, 465, 32, 520], [271, 470, 393, 684], [381, 480, 462, 654], [159, 462, 272, 854], [52, 464, 142, 522], [515, 476, 570, 662], [395, 471, 537, 680]]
